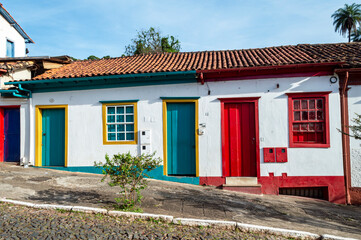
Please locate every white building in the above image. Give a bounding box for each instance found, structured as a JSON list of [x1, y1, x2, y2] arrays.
[[4, 43, 361, 204]]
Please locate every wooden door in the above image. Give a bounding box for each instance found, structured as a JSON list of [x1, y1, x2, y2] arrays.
[[4, 108, 20, 162], [167, 102, 196, 176], [42, 109, 65, 166], [223, 102, 257, 177]]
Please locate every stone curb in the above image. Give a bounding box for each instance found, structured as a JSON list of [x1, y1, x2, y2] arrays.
[[236, 222, 320, 240], [321, 235, 359, 240], [0, 198, 358, 240], [172, 218, 237, 230]]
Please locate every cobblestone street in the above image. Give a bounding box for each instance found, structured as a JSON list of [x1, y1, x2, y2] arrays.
[[0, 203, 288, 240]]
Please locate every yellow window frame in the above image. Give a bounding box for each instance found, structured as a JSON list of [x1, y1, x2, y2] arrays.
[[102, 102, 138, 145]]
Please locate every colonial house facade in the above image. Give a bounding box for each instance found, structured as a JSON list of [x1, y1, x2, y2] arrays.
[[3, 42, 361, 204]]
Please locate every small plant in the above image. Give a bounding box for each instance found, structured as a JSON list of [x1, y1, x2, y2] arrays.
[[95, 152, 161, 211], [348, 113, 361, 140], [339, 113, 361, 140]]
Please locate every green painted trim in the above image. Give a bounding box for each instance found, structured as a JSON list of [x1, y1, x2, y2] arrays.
[[33, 166, 200, 185], [160, 97, 200, 100], [28, 78, 196, 93], [99, 99, 139, 103], [5, 71, 197, 86]]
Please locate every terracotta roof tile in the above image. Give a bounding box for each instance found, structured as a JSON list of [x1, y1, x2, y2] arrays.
[[26, 43, 361, 81]]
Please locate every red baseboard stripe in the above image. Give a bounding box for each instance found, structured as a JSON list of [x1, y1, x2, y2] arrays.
[[199, 176, 346, 204]]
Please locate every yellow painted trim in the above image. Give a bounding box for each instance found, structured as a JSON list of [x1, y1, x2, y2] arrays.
[[162, 101, 167, 176], [102, 102, 138, 145], [35, 105, 68, 167], [162, 99, 199, 177]]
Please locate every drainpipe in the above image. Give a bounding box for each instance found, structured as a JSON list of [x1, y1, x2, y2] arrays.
[[0, 89, 27, 98], [18, 84, 32, 98], [339, 71, 351, 204]]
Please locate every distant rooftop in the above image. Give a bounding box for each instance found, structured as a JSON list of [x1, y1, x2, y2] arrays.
[[0, 3, 34, 43]]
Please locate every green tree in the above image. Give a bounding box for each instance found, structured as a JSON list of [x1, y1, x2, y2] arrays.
[[351, 27, 361, 42], [124, 27, 180, 56], [87, 55, 111, 60], [332, 3, 361, 42]]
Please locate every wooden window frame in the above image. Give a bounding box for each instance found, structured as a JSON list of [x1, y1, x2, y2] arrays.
[[102, 102, 138, 145], [287, 92, 331, 148], [6, 39, 14, 57]]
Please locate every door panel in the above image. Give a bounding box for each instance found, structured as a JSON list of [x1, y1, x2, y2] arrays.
[[167, 103, 196, 176], [4, 108, 20, 162], [42, 109, 65, 166], [223, 102, 257, 177]]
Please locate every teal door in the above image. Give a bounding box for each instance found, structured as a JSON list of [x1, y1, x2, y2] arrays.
[[167, 103, 196, 176], [42, 109, 65, 166]]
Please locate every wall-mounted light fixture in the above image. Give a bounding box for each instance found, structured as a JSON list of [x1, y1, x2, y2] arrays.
[[330, 76, 338, 84]]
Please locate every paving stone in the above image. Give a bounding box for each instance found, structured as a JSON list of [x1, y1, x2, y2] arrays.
[[0, 202, 291, 239]]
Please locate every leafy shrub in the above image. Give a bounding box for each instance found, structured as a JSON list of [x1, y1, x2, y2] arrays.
[[95, 152, 161, 211]]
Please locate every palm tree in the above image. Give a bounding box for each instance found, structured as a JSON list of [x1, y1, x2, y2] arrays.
[[332, 3, 361, 42], [351, 27, 361, 42]]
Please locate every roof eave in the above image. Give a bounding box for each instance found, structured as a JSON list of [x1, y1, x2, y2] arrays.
[[0, 4, 34, 44]]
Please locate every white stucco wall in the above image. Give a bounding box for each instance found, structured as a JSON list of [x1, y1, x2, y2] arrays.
[[0, 14, 26, 58], [28, 75, 344, 177], [1, 69, 31, 88], [348, 85, 361, 188]]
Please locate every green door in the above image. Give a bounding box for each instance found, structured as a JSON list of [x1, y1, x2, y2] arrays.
[[167, 103, 196, 176], [42, 109, 65, 166]]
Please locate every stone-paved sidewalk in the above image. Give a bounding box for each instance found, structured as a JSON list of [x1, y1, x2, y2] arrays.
[[0, 163, 360, 239], [0, 202, 286, 240]]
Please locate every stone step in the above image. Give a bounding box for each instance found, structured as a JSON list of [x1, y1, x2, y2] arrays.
[[225, 177, 258, 186]]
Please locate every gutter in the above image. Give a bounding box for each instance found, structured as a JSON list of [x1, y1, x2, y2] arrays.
[[4, 71, 197, 86]]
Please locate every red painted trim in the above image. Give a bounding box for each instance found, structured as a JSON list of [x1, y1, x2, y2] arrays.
[[0, 106, 20, 162], [218, 97, 261, 102], [287, 92, 331, 148], [0, 105, 21, 109], [258, 176, 346, 204], [204, 72, 333, 82], [199, 175, 345, 204], [199, 177, 225, 186], [285, 91, 332, 97], [219, 97, 261, 178], [0, 108, 4, 162], [197, 63, 343, 82], [199, 62, 344, 74]]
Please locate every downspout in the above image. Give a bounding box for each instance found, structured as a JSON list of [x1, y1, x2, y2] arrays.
[[340, 71, 351, 204], [0, 89, 26, 98], [18, 84, 32, 98]]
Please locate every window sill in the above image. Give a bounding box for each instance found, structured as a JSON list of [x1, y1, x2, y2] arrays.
[[103, 140, 137, 145], [289, 143, 330, 148]]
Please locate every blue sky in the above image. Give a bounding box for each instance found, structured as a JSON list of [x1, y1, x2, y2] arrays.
[[1, 0, 357, 59]]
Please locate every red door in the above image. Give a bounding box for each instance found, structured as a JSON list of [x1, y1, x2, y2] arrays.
[[223, 102, 257, 177]]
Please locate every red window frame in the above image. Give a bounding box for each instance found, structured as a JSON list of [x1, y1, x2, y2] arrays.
[[286, 92, 331, 148]]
